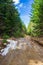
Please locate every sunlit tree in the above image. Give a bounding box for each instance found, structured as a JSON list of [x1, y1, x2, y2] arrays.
[[28, 0, 43, 37]]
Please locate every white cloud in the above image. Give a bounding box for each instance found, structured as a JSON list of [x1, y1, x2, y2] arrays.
[[15, 3, 23, 9], [19, 3, 23, 8], [13, 0, 20, 5]]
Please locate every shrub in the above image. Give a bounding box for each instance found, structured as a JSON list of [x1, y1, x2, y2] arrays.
[[2, 39, 7, 43], [3, 34, 10, 39]]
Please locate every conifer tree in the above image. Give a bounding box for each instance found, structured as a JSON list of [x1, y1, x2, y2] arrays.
[[28, 0, 43, 37], [0, 0, 23, 37]]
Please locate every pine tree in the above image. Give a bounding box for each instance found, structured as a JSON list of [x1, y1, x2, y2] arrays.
[[0, 0, 23, 37], [28, 0, 43, 37]]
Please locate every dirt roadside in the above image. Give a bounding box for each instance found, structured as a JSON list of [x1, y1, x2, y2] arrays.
[[0, 36, 43, 65]]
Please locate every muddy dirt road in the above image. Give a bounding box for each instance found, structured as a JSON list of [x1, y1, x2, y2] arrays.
[[0, 37, 43, 65]]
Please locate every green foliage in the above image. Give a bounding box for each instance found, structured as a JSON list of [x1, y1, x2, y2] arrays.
[[28, 0, 43, 37], [27, 22, 34, 35], [2, 39, 7, 43], [2, 34, 10, 39], [0, 0, 26, 37], [14, 30, 24, 38], [21, 22, 27, 35]]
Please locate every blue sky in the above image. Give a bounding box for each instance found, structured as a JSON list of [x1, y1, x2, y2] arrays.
[[13, 0, 33, 27]]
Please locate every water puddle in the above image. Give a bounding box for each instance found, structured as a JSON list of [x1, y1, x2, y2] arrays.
[[0, 40, 18, 56], [0, 39, 31, 56]]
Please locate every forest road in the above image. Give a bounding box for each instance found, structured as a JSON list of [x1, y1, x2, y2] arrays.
[[0, 36, 43, 65]]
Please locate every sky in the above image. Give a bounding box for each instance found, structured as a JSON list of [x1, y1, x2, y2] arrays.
[[13, 0, 33, 27]]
